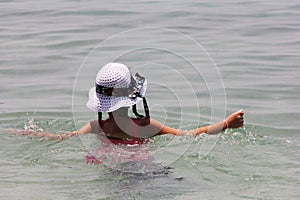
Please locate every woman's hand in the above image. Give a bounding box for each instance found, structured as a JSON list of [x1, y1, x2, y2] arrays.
[[225, 109, 244, 129]]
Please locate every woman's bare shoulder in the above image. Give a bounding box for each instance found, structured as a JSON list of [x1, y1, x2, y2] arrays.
[[79, 120, 99, 134], [89, 120, 98, 127], [136, 117, 151, 126]]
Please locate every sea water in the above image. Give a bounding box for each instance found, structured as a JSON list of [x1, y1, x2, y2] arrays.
[[0, 0, 299, 199]]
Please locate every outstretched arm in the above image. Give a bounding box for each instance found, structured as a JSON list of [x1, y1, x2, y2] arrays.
[[6, 122, 94, 141], [152, 110, 244, 136]]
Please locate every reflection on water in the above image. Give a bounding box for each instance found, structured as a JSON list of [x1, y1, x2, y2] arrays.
[[93, 161, 189, 199]]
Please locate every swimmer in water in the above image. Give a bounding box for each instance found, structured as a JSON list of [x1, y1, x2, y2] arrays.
[[10, 63, 244, 143]]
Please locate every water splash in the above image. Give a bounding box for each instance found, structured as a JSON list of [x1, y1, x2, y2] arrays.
[[23, 113, 43, 132]]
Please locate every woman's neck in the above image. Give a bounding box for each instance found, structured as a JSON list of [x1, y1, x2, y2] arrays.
[[110, 107, 129, 118]]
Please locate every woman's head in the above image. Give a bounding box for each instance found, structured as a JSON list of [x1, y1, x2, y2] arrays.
[[86, 63, 147, 113]]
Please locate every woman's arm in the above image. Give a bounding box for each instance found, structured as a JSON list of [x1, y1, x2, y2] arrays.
[[6, 122, 95, 141], [53, 123, 95, 140], [152, 110, 244, 136]]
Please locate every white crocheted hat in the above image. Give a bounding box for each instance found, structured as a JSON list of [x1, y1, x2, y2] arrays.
[[86, 63, 147, 112]]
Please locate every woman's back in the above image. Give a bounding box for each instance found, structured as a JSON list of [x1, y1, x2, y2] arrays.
[[90, 116, 157, 141]]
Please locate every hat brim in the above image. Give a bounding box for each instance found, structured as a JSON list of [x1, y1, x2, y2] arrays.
[[86, 79, 147, 113]]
